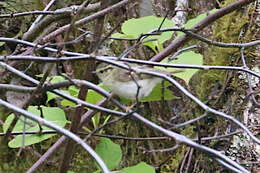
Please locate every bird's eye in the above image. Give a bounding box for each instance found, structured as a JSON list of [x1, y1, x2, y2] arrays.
[[99, 70, 104, 74]]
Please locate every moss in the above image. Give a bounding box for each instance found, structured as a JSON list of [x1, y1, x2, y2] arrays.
[[178, 1, 259, 172], [161, 145, 186, 172], [71, 147, 97, 173], [0, 146, 58, 173]]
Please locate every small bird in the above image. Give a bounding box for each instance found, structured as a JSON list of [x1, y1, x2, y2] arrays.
[[95, 62, 183, 100]]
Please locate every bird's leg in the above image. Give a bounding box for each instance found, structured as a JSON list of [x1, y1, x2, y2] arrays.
[[125, 102, 137, 113]]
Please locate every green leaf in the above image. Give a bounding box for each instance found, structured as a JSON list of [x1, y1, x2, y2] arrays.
[[60, 98, 76, 106], [112, 16, 174, 52], [8, 131, 56, 149], [60, 86, 78, 106], [159, 51, 203, 83], [176, 9, 218, 39], [186, 9, 218, 29], [0, 42, 5, 46], [95, 137, 122, 170], [86, 89, 105, 105], [35, 74, 66, 82], [68, 86, 79, 95], [92, 170, 101, 173], [3, 106, 67, 148], [140, 81, 179, 102], [121, 162, 155, 173], [111, 10, 217, 52], [49, 75, 66, 83], [48, 90, 70, 104], [121, 16, 173, 43], [36, 75, 68, 103], [61, 83, 106, 107], [112, 33, 135, 39]]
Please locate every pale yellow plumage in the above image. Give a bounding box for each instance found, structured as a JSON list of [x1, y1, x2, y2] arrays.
[[96, 62, 181, 100]]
